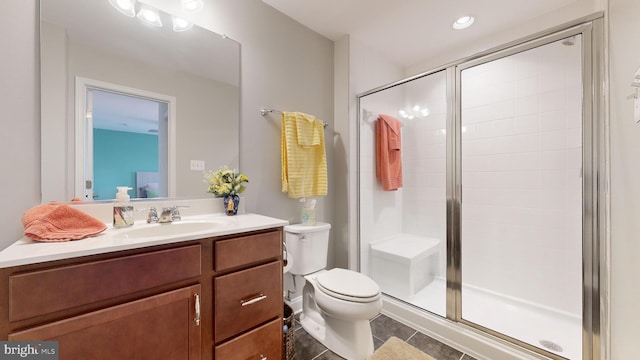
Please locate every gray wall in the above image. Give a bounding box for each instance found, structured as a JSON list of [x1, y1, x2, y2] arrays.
[[609, 0, 640, 357], [0, 1, 40, 249], [144, 0, 335, 245]]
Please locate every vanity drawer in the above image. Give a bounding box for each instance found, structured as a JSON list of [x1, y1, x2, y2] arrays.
[[9, 245, 201, 322], [214, 230, 281, 271], [214, 261, 282, 342], [215, 318, 281, 360]]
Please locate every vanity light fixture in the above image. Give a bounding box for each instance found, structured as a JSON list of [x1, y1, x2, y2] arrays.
[[136, 5, 163, 27], [452, 15, 475, 30], [172, 16, 194, 32], [108, 0, 136, 17], [181, 0, 204, 13]]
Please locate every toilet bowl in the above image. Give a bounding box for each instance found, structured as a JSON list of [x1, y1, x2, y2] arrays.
[[285, 223, 382, 360]]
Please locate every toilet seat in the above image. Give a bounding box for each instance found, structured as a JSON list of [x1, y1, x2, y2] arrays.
[[316, 268, 380, 303]]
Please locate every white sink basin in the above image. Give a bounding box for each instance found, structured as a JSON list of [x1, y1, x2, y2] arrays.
[[116, 220, 228, 239]]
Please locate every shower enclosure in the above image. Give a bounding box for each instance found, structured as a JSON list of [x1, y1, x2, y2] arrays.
[[357, 18, 605, 360]]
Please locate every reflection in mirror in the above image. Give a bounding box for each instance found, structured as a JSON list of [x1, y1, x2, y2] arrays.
[[78, 78, 173, 200], [40, 0, 240, 202]]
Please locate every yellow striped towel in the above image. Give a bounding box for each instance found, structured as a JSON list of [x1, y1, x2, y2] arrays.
[[281, 112, 328, 198], [295, 112, 321, 146]]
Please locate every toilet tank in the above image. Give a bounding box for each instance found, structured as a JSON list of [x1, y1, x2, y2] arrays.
[[285, 222, 331, 275]]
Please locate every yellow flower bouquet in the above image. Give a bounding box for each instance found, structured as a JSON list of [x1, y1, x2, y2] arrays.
[[204, 166, 249, 197]]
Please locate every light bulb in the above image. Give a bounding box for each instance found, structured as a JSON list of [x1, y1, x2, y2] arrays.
[[136, 5, 163, 27], [453, 16, 475, 30]]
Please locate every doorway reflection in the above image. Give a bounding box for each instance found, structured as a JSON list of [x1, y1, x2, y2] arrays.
[[87, 89, 169, 200]]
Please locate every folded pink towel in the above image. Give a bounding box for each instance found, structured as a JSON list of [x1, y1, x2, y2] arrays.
[[22, 204, 107, 242]]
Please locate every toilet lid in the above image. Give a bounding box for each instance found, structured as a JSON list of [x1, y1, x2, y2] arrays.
[[316, 268, 380, 302]]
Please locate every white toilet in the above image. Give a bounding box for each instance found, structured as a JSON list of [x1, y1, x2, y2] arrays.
[[285, 223, 382, 360]]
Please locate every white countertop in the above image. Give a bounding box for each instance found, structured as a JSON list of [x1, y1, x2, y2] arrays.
[[0, 213, 288, 268]]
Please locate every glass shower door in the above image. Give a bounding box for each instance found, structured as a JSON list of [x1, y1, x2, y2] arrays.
[[359, 70, 448, 317], [458, 36, 583, 359]]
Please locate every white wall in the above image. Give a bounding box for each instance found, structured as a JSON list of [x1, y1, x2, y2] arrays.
[[0, 0, 334, 252], [608, 0, 640, 358]]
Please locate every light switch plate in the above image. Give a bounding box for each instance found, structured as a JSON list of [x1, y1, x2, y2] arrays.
[[190, 160, 205, 171]]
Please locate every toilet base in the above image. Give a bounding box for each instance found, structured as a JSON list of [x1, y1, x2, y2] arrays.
[[300, 311, 375, 360], [300, 276, 378, 360]]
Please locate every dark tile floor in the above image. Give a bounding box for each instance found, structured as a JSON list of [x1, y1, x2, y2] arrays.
[[292, 313, 478, 360]]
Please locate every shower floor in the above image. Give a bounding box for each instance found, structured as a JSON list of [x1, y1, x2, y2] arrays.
[[400, 278, 582, 360]]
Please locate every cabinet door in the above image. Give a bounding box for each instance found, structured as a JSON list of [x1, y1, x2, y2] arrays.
[[10, 285, 202, 360]]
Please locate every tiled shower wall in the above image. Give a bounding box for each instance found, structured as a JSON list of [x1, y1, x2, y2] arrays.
[[401, 72, 448, 277], [359, 86, 404, 275], [460, 39, 582, 315]]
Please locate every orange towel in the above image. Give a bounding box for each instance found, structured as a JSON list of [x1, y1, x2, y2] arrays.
[[22, 204, 107, 242], [376, 114, 403, 191]]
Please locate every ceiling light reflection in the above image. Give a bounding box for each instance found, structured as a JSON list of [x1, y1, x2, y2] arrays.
[[136, 5, 163, 27], [172, 16, 193, 32], [182, 0, 204, 13], [108, 0, 136, 17]]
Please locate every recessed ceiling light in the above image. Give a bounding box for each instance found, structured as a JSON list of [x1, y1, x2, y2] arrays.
[[452, 16, 475, 30]]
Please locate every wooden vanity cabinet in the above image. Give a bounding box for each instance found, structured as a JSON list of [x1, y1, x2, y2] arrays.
[[0, 227, 284, 360]]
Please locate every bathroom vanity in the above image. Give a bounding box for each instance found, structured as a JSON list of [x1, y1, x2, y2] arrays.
[[0, 213, 287, 360]]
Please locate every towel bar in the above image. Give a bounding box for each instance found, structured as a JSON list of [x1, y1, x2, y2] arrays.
[[261, 108, 328, 128]]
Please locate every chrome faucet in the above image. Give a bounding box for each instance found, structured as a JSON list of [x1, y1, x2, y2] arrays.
[[145, 207, 159, 223], [158, 206, 189, 223], [159, 207, 174, 223], [141, 206, 189, 224]]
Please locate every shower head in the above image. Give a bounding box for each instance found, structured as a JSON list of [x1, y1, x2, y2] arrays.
[[562, 36, 576, 46]]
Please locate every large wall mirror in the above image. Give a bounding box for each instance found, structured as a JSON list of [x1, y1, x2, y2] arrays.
[[40, 0, 240, 202]]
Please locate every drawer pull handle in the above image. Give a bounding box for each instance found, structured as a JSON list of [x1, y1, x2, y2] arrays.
[[240, 293, 267, 306], [194, 293, 201, 326], [259, 355, 267, 360]]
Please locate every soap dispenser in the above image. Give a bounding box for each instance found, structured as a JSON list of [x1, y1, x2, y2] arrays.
[[113, 186, 134, 228]]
